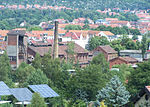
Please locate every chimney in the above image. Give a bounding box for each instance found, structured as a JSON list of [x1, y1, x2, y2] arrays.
[[53, 21, 59, 59]]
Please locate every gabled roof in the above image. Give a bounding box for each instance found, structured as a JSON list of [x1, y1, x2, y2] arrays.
[[110, 56, 138, 63], [110, 21, 129, 25], [100, 31, 114, 36], [96, 45, 117, 54]]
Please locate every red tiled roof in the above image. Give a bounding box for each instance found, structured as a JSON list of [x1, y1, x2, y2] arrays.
[[146, 86, 150, 92], [110, 21, 129, 25], [0, 30, 9, 36], [100, 31, 114, 36]]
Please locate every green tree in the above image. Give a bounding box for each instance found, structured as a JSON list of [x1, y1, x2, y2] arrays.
[[110, 39, 125, 55], [27, 26, 43, 31], [0, 51, 11, 81], [66, 42, 75, 64], [82, 24, 90, 30], [141, 34, 147, 60], [132, 35, 138, 40], [15, 63, 36, 83], [128, 60, 150, 96], [110, 64, 133, 83], [28, 93, 47, 107], [97, 75, 130, 107], [65, 25, 82, 30], [126, 40, 137, 50], [32, 53, 42, 69], [88, 36, 110, 50], [24, 69, 48, 86], [66, 64, 109, 101], [91, 53, 109, 73]]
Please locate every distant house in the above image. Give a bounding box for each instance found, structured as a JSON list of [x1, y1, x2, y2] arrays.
[[60, 31, 89, 49], [72, 18, 94, 24], [120, 50, 150, 62], [109, 21, 131, 28], [99, 31, 116, 41], [109, 56, 138, 68], [93, 45, 118, 61], [95, 19, 108, 25], [133, 86, 150, 107], [55, 19, 68, 24]]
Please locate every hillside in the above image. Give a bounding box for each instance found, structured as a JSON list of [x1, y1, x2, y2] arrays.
[[0, 0, 150, 10]]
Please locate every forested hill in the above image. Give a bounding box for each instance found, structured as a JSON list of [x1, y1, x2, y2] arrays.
[[0, 0, 150, 10]]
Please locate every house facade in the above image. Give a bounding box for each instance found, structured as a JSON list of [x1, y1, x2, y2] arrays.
[[133, 86, 150, 107]]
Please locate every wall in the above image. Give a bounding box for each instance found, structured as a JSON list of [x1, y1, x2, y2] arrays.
[[135, 94, 150, 107], [109, 58, 127, 68]]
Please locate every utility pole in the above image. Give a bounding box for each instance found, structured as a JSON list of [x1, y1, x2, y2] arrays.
[[53, 21, 59, 59]]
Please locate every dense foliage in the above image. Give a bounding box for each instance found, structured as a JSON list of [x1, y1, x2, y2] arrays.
[[0, 9, 139, 30], [28, 93, 47, 107], [95, 25, 141, 35], [128, 60, 150, 97], [0, 0, 150, 10]]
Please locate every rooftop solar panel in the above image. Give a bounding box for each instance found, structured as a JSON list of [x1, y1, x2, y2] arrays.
[[9, 88, 33, 102], [0, 81, 11, 95], [28, 84, 59, 98]]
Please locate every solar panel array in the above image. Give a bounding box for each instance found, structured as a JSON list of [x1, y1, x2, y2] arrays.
[[28, 84, 59, 98], [0, 81, 11, 96], [9, 88, 33, 102]]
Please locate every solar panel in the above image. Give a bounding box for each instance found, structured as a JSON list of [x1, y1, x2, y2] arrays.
[[9, 88, 33, 102], [0, 81, 11, 95], [28, 84, 59, 98]]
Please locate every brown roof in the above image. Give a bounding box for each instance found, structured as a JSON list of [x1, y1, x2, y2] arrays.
[[110, 56, 138, 63], [98, 45, 117, 54], [28, 42, 88, 57], [119, 56, 138, 63]]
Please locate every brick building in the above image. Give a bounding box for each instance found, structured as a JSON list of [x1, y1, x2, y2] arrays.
[[109, 56, 138, 68], [93, 45, 118, 61], [7, 30, 28, 69], [27, 42, 89, 67]]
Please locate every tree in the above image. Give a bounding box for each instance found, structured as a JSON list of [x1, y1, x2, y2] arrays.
[[88, 36, 110, 50], [66, 42, 75, 64], [0, 51, 11, 81], [24, 69, 48, 86], [64, 25, 82, 30], [28, 93, 47, 107], [97, 75, 130, 107], [128, 60, 150, 96], [82, 24, 90, 30], [66, 64, 109, 101], [27, 26, 43, 31], [32, 53, 42, 69], [15, 63, 36, 83], [91, 53, 109, 73], [126, 40, 137, 50], [110, 39, 125, 55], [132, 35, 138, 40], [141, 34, 147, 60]]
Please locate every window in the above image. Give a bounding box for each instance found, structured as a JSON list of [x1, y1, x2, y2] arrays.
[[9, 56, 17, 61]]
